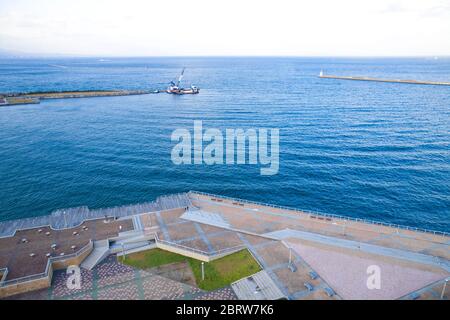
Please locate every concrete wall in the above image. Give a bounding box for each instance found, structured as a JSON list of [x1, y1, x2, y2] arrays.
[[156, 242, 211, 262], [0, 243, 93, 298], [156, 242, 243, 262], [0, 268, 8, 285], [51, 244, 93, 270], [209, 247, 245, 261], [0, 267, 52, 298]]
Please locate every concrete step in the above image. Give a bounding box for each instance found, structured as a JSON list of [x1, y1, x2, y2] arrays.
[[132, 215, 144, 231], [95, 239, 109, 248], [81, 240, 110, 270], [110, 239, 154, 252], [116, 229, 144, 240], [116, 233, 155, 245], [117, 243, 157, 256]]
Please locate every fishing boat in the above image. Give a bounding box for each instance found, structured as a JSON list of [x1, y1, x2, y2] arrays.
[[166, 68, 200, 94]]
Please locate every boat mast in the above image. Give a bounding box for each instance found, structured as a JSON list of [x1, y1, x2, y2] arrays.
[[176, 68, 185, 87]]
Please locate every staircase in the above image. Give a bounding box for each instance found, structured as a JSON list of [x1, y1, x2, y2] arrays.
[[116, 242, 157, 256], [81, 239, 110, 270], [111, 231, 157, 256], [132, 215, 144, 232]]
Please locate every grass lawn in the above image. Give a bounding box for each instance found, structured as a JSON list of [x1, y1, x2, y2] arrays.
[[121, 248, 261, 291], [119, 248, 187, 269]]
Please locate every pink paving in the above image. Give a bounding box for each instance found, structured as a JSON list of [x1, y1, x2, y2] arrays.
[[287, 240, 447, 300]]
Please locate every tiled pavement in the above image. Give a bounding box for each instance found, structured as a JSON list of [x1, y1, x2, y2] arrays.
[[10, 211, 437, 301], [157, 210, 246, 255], [236, 233, 339, 300], [151, 208, 340, 300], [194, 287, 238, 300], [24, 255, 238, 300]]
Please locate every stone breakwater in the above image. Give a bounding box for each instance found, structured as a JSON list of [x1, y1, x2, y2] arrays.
[[319, 74, 450, 86], [0, 90, 155, 106]]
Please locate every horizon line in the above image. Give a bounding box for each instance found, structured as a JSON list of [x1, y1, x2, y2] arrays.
[[2, 54, 450, 59]]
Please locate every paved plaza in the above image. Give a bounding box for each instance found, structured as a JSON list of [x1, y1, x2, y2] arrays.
[[143, 206, 343, 300], [6, 255, 237, 300], [1, 192, 448, 300]]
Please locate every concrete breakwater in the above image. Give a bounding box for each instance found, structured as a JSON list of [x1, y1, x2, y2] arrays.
[[0, 90, 157, 106], [319, 74, 450, 86]]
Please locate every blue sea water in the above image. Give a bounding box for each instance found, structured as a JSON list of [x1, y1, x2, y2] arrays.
[[0, 57, 449, 232]]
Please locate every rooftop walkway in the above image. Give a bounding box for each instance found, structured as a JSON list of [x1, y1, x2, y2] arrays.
[[0, 193, 191, 237], [265, 228, 450, 272]]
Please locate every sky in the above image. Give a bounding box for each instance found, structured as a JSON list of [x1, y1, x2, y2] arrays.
[[0, 0, 450, 57]]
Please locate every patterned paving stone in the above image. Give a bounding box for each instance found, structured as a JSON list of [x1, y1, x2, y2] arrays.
[[6, 253, 244, 300], [98, 270, 136, 288], [97, 281, 140, 300], [96, 256, 135, 288], [195, 287, 238, 300], [66, 292, 94, 300], [141, 274, 196, 300], [97, 255, 135, 277], [52, 268, 94, 298]]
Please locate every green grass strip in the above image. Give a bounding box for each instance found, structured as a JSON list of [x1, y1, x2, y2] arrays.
[[121, 248, 261, 291]]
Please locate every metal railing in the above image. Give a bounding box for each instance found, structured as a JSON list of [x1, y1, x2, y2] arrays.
[[0, 268, 8, 286], [1, 240, 93, 287], [0, 192, 192, 238], [189, 190, 449, 237], [152, 232, 245, 258]]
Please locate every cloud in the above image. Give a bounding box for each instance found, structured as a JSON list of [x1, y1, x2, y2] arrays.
[[0, 0, 450, 56], [380, 2, 409, 14], [420, 2, 450, 18], [379, 0, 450, 17]]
